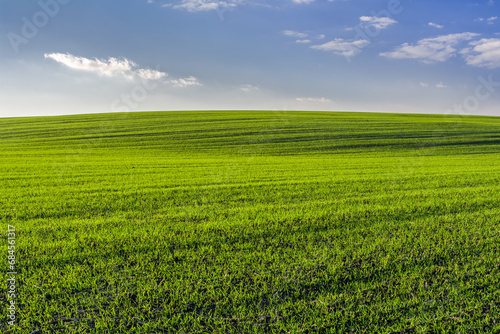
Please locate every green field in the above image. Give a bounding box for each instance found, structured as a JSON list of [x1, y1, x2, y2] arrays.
[[1, 110, 500, 333]]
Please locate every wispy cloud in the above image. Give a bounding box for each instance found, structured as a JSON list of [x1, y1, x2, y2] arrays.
[[360, 16, 397, 30], [462, 38, 500, 68], [475, 16, 498, 24], [283, 30, 308, 38], [296, 97, 332, 103], [168, 76, 201, 87], [44, 53, 164, 80], [428, 22, 444, 29], [240, 84, 260, 92], [45, 53, 201, 86], [419, 82, 447, 88], [380, 32, 479, 63], [163, 0, 240, 12], [311, 38, 370, 57], [283, 30, 327, 45]]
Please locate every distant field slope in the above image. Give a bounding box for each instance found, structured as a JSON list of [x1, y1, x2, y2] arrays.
[[1, 111, 499, 333]]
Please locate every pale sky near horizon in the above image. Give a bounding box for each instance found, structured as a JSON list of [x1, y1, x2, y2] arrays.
[[1, 0, 499, 118]]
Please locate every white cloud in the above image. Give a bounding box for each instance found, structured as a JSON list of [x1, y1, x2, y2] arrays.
[[240, 84, 260, 92], [462, 38, 500, 68], [45, 53, 201, 86], [476, 16, 497, 24], [419, 82, 447, 88], [44, 53, 163, 80], [296, 97, 332, 103], [428, 22, 444, 29], [136, 68, 167, 80], [166, 0, 240, 12], [360, 16, 397, 30], [311, 38, 370, 57], [283, 30, 308, 38], [169, 76, 201, 87], [284, 30, 326, 44], [380, 32, 480, 63]]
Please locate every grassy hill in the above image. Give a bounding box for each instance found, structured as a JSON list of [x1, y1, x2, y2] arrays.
[[1, 110, 499, 333]]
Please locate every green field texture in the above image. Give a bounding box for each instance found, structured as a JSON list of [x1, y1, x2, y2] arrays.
[[1, 110, 499, 333]]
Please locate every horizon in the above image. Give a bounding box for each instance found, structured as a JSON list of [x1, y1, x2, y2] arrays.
[[2, 108, 500, 121]]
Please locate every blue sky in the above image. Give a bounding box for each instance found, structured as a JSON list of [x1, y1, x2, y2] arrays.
[[1, 0, 499, 117]]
